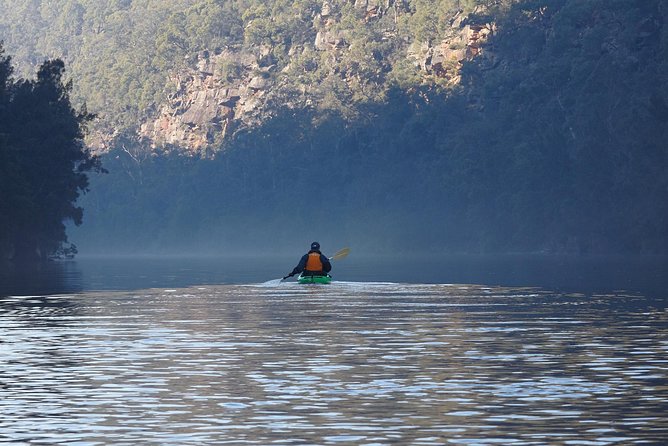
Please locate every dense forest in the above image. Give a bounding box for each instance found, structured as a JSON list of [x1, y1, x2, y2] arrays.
[[1, 0, 667, 256], [0, 0, 487, 139]]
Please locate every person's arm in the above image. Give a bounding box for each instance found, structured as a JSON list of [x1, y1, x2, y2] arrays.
[[322, 254, 332, 273], [289, 254, 308, 276]]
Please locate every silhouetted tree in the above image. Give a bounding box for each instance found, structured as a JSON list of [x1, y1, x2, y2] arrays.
[[0, 43, 17, 259], [0, 44, 104, 262]]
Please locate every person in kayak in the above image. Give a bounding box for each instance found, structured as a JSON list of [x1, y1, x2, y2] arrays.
[[283, 242, 332, 279]]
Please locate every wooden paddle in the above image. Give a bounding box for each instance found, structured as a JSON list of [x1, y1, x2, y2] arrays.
[[329, 247, 350, 261]]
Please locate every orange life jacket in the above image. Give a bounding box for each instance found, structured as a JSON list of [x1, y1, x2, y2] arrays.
[[305, 252, 323, 272]]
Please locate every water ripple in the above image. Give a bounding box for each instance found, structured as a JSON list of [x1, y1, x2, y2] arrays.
[[1, 283, 667, 444]]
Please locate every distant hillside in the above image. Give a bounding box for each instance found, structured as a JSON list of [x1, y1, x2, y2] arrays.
[[0, 0, 505, 152], [3, 0, 668, 254]]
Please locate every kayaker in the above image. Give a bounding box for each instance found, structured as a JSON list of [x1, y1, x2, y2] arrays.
[[283, 242, 332, 279]]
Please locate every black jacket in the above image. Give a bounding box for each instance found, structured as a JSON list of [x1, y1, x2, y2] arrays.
[[290, 249, 332, 276]]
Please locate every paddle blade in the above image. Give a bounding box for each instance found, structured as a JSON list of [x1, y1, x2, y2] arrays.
[[330, 247, 350, 261], [262, 279, 284, 286]]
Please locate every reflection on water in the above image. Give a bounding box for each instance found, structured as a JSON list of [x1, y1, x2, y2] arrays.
[[1, 282, 667, 445], [0, 260, 83, 297], [1, 254, 667, 297]]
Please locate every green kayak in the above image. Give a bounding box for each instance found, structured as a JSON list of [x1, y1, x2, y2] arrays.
[[297, 274, 332, 284]]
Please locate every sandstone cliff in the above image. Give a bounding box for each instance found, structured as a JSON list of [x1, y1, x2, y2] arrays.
[[138, 2, 495, 154]]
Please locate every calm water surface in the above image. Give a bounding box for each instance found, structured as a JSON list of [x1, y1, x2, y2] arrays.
[[1, 256, 667, 445]]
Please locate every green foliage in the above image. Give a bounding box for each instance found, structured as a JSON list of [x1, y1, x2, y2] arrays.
[[2, 0, 667, 254], [0, 44, 103, 261], [0, 0, 509, 136], [72, 0, 668, 255], [451, 0, 668, 252]]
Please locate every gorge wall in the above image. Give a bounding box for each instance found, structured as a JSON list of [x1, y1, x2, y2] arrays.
[[138, 1, 496, 154]]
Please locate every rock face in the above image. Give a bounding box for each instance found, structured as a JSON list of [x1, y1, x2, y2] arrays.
[[409, 13, 496, 85], [139, 50, 269, 153], [138, 2, 495, 153]]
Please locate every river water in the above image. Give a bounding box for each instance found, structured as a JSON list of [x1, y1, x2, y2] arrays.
[[1, 255, 667, 445]]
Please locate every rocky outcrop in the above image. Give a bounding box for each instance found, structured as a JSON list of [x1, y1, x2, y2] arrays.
[[138, 1, 495, 153], [315, 28, 347, 51], [409, 12, 496, 85], [139, 50, 273, 153]]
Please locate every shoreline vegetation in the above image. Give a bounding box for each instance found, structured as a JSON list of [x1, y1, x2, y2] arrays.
[[1, 0, 667, 262], [0, 45, 104, 262]]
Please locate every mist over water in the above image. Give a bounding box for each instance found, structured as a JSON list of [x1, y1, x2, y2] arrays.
[[2, 0, 668, 442], [2, 254, 667, 297], [2, 255, 667, 445]]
